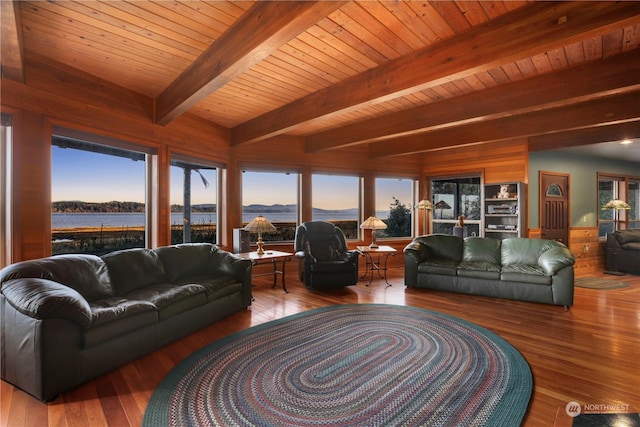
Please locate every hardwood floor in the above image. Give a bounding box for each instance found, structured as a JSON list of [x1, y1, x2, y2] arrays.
[[2, 268, 639, 427]]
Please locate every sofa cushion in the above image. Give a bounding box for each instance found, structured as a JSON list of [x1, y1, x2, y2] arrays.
[[0, 254, 114, 302], [174, 275, 240, 301], [621, 242, 640, 251], [423, 234, 463, 262], [2, 278, 92, 327], [154, 244, 214, 283], [418, 259, 459, 276], [308, 241, 341, 262], [86, 299, 158, 347], [102, 249, 167, 295], [457, 262, 501, 280], [615, 229, 640, 245], [125, 283, 207, 320], [501, 238, 556, 266], [501, 265, 552, 285], [463, 237, 501, 264], [90, 298, 157, 326]]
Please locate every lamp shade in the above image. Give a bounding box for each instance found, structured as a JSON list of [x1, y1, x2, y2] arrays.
[[360, 216, 387, 230], [602, 199, 631, 210], [243, 215, 276, 233]]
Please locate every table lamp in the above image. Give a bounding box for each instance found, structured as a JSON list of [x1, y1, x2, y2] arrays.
[[244, 215, 276, 255], [360, 216, 387, 249]]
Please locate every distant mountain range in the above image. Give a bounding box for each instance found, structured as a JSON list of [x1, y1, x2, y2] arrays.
[[52, 201, 357, 214], [244, 204, 358, 215]]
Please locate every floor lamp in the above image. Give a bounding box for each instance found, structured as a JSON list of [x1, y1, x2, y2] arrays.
[[602, 199, 631, 232], [418, 200, 433, 235]]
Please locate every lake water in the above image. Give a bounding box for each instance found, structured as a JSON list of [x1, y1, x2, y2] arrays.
[[52, 211, 390, 229]]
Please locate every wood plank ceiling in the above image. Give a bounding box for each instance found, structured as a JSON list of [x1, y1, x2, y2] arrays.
[[2, 1, 640, 158]]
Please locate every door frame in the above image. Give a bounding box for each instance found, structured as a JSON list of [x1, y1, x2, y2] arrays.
[[539, 171, 570, 244]]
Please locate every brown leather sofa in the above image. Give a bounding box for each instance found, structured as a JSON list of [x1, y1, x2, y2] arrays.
[[0, 243, 252, 401], [606, 229, 640, 275]]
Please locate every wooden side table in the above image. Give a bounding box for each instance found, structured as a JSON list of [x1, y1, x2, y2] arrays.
[[236, 250, 293, 293], [356, 245, 396, 287]]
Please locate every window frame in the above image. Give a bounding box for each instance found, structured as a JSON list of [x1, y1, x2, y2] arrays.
[[170, 152, 223, 245], [1, 112, 13, 268], [241, 169, 300, 243], [429, 174, 482, 237], [311, 172, 362, 240], [51, 127, 158, 255], [374, 176, 417, 240], [598, 172, 640, 235]]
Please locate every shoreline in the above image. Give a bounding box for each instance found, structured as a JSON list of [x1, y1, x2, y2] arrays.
[[50, 220, 359, 255], [51, 220, 357, 233]]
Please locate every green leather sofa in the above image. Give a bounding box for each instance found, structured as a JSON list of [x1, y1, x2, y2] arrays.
[[404, 235, 575, 308], [0, 243, 252, 402]]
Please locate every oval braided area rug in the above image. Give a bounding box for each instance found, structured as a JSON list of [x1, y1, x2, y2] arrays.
[[143, 304, 532, 427]]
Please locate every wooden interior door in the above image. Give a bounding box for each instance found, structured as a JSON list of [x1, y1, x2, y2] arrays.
[[540, 172, 569, 244]]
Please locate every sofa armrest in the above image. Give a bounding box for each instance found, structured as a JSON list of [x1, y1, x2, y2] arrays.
[[606, 232, 621, 250], [403, 240, 428, 287], [209, 251, 252, 281], [538, 246, 575, 276], [341, 250, 360, 263], [2, 278, 92, 327], [403, 240, 428, 263]]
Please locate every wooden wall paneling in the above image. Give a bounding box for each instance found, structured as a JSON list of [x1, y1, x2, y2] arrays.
[[569, 227, 603, 275], [234, 135, 422, 176], [12, 111, 49, 261], [362, 170, 376, 245], [3, 60, 230, 153], [0, 1, 24, 82], [423, 138, 528, 185], [2, 67, 230, 259], [25, 55, 153, 120], [300, 167, 313, 223], [528, 228, 542, 239], [220, 151, 240, 252], [156, 145, 170, 247]]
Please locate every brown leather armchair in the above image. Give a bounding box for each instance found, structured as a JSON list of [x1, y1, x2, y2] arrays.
[[294, 221, 359, 290]]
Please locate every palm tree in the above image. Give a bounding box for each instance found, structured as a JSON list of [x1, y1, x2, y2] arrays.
[[182, 168, 209, 243]]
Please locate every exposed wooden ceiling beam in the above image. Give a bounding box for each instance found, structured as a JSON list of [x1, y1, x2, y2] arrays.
[[154, 1, 347, 126], [369, 91, 640, 158], [231, 1, 640, 146], [0, 0, 25, 82], [529, 122, 640, 152], [305, 50, 640, 152]]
